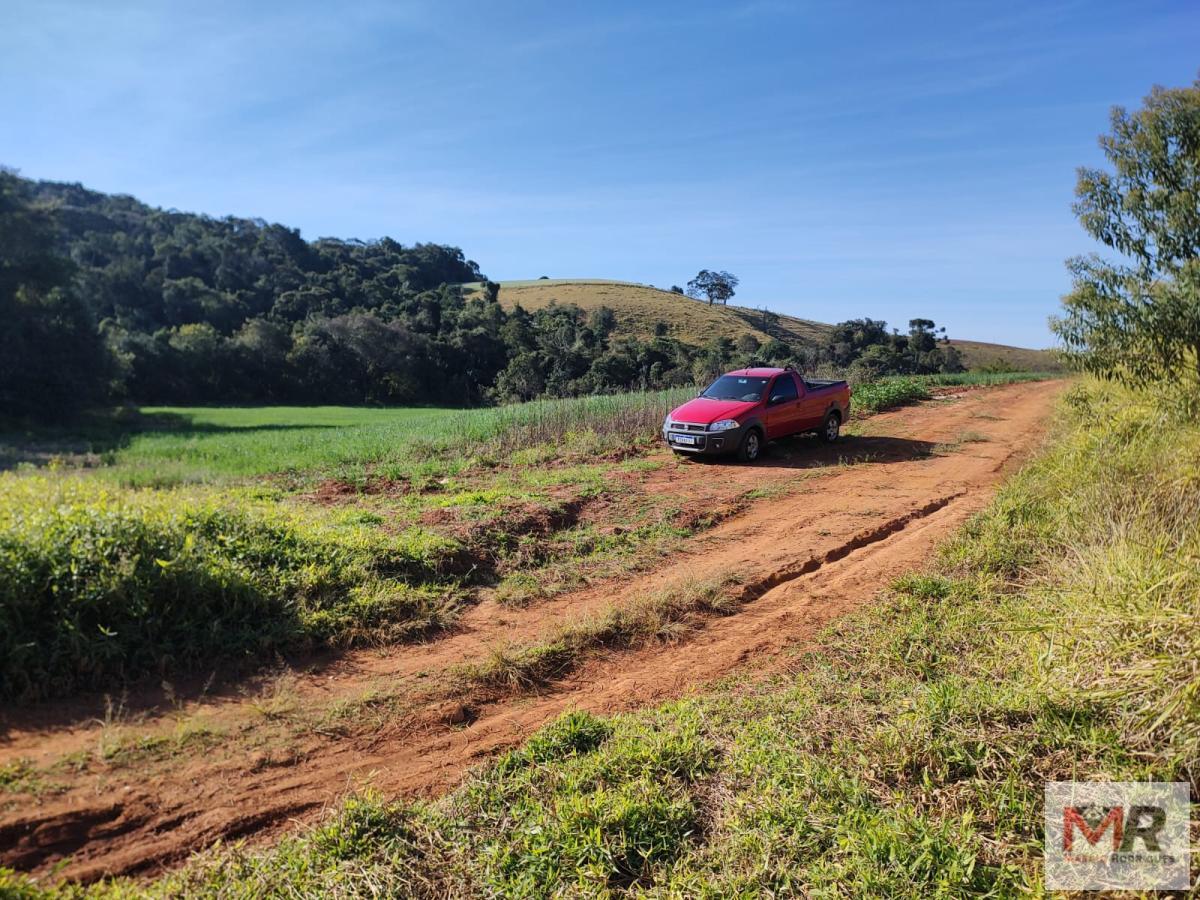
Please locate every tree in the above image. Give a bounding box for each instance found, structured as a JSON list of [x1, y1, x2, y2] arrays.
[[587, 306, 617, 343], [686, 269, 739, 305], [0, 171, 112, 419], [758, 307, 780, 336], [735, 334, 761, 355], [670, 285, 684, 294], [907, 318, 945, 354], [1051, 77, 1200, 386], [826, 318, 891, 367]]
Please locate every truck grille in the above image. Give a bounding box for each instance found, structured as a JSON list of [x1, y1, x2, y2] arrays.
[[667, 421, 706, 432]]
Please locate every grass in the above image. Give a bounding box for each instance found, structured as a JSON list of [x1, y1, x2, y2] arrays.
[[101, 406, 461, 486], [0, 759, 62, 797], [850, 371, 1061, 416], [948, 340, 1062, 373], [0, 387, 740, 701], [913, 370, 1060, 387], [457, 576, 743, 692], [481, 279, 831, 347], [8, 376, 1194, 895]]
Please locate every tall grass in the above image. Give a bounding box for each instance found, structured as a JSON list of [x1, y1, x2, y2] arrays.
[[440, 386, 697, 455], [10, 378, 1195, 895], [113, 406, 461, 485]]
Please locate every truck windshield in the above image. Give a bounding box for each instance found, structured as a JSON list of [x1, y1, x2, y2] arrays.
[[701, 376, 770, 402]]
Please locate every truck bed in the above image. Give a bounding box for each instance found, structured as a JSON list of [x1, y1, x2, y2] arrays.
[[804, 378, 847, 392]]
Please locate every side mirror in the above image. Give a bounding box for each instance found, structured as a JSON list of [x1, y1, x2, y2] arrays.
[[769, 394, 783, 405]]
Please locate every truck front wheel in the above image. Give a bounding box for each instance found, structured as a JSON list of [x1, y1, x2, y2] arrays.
[[736, 428, 763, 462]]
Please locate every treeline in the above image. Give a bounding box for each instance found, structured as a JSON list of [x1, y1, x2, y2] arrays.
[[0, 172, 962, 420], [824, 317, 963, 379]]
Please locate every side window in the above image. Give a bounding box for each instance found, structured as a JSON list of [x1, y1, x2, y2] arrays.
[[771, 374, 798, 403]]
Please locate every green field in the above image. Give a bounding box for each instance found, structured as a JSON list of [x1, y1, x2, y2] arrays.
[[3, 388, 696, 488]]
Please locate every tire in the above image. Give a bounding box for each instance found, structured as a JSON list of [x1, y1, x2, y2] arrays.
[[736, 428, 763, 463], [820, 410, 841, 443]]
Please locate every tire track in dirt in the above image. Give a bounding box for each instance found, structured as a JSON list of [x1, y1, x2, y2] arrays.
[[0, 380, 1065, 883]]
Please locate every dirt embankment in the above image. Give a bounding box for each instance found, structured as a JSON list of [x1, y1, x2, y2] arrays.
[[0, 380, 1064, 883]]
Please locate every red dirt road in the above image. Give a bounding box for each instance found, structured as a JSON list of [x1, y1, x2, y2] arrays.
[[0, 380, 1064, 883]]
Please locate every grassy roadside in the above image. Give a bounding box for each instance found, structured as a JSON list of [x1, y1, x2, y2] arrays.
[[6, 376, 1193, 895]]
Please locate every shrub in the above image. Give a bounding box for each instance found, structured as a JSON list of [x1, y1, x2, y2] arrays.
[[0, 475, 449, 699]]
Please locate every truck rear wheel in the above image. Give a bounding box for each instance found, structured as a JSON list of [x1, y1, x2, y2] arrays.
[[736, 428, 763, 462], [821, 410, 841, 443]]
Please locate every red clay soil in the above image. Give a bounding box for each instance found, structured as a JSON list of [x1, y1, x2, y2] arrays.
[[0, 380, 1065, 884]]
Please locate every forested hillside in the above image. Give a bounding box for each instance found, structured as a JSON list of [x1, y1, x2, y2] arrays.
[[4, 173, 995, 420], [0, 174, 768, 415]]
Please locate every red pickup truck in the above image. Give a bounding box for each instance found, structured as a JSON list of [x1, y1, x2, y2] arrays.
[[662, 367, 851, 462]]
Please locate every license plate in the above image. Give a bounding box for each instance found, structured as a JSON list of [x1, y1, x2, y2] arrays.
[[670, 433, 696, 445]]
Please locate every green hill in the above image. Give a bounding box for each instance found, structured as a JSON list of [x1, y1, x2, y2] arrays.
[[468, 279, 1059, 371]]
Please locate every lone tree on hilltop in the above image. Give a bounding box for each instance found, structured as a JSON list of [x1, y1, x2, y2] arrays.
[[686, 270, 739, 305], [1052, 77, 1200, 387]]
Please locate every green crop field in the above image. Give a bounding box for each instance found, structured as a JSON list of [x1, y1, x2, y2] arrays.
[[2, 388, 697, 488]]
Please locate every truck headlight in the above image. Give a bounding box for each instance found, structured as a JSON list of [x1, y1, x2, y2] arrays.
[[709, 419, 740, 432]]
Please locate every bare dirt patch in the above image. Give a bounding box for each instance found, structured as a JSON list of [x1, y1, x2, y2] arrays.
[[0, 380, 1065, 883]]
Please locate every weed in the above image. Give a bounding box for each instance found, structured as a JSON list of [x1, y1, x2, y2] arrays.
[[457, 576, 743, 693], [0, 759, 62, 797]]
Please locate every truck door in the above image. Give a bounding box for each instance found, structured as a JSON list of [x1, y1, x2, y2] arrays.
[[765, 373, 802, 438]]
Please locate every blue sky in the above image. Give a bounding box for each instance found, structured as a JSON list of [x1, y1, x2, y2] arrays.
[[4, 1, 1197, 348]]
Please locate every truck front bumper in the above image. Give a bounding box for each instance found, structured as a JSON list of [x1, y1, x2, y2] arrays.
[[662, 429, 736, 455]]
